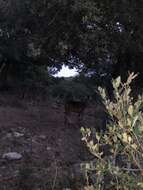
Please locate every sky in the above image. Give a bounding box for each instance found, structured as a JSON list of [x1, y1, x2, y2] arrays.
[[53, 65, 78, 78]]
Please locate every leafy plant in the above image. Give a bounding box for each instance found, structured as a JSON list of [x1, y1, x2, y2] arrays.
[[81, 73, 143, 190]]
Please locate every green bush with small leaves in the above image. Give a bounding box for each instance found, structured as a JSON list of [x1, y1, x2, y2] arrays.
[[81, 73, 143, 190]]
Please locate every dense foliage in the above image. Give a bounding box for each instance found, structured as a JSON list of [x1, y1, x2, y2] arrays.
[[81, 73, 143, 189], [0, 0, 143, 88]]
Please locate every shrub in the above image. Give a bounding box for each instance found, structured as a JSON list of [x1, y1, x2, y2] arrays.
[[81, 73, 143, 190]]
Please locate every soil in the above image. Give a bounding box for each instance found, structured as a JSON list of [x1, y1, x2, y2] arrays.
[[0, 93, 105, 190]]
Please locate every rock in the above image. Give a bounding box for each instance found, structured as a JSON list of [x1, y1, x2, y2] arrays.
[[2, 152, 22, 160], [6, 133, 12, 138], [13, 132, 24, 138], [4, 133, 12, 139], [46, 146, 52, 151], [39, 135, 47, 140]]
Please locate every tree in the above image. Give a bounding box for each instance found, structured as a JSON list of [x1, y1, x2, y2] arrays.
[[0, 0, 103, 84], [0, 0, 143, 88], [95, 1, 143, 81]]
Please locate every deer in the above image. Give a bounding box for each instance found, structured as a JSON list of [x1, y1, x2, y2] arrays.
[[64, 99, 87, 126]]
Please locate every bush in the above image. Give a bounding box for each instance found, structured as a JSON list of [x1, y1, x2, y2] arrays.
[[81, 73, 143, 190], [50, 79, 93, 101]]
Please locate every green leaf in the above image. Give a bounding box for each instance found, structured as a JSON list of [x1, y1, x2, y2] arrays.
[[132, 115, 139, 127], [133, 126, 140, 135], [128, 105, 134, 116], [115, 76, 121, 88], [137, 182, 143, 188]]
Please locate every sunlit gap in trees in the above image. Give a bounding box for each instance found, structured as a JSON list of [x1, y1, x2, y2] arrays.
[[52, 64, 79, 78]]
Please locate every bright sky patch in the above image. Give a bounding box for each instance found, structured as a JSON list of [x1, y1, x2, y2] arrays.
[[53, 65, 78, 78]]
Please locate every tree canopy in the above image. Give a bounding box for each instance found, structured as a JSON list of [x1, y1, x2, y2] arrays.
[[0, 0, 143, 86]]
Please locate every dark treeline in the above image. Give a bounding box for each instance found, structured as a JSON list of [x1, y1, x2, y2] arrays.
[[0, 0, 143, 90]]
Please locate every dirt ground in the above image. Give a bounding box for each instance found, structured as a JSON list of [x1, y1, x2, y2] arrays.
[[0, 93, 105, 190]]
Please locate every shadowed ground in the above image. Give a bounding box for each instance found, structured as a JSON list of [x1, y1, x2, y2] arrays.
[[0, 94, 105, 189]]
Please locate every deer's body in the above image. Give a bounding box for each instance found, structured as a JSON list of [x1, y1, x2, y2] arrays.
[[64, 100, 86, 125]]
